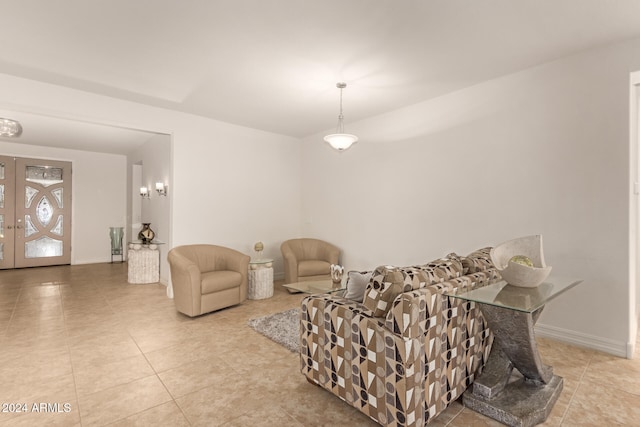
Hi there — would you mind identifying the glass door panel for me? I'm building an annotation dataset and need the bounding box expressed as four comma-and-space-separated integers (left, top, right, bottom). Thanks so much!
14, 158, 71, 268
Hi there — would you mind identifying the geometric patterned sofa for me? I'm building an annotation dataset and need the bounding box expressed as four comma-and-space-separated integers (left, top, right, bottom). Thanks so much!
300, 248, 501, 426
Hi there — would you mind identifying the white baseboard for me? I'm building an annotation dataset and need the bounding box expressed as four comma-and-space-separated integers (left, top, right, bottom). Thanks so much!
274, 271, 285, 280
72, 257, 112, 265
535, 323, 629, 358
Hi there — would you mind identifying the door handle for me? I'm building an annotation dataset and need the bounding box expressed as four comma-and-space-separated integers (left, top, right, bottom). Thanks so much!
7, 225, 13, 229
16, 225, 22, 229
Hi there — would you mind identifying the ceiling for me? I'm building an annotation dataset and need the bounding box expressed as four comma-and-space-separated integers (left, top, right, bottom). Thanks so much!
2, 0, 640, 153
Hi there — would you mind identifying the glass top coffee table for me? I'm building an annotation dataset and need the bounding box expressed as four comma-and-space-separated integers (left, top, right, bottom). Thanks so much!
446, 276, 582, 427
283, 279, 346, 294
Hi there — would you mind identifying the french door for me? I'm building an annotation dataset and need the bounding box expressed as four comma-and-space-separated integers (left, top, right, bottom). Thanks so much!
0, 156, 72, 269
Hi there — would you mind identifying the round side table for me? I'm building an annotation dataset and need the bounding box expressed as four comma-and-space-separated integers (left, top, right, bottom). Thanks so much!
248, 258, 274, 300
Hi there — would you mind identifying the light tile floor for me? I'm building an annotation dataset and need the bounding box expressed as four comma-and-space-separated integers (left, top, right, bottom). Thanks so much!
0, 263, 639, 426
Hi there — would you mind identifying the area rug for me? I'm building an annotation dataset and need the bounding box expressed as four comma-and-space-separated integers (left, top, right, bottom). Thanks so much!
248, 308, 299, 353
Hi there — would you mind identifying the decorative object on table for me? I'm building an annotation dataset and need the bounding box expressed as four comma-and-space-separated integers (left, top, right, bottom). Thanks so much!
490, 234, 552, 288
324, 82, 358, 151
137, 223, 155, 244
254, 241, 264, 259
330, 264, 345, 286
109, 227, 124, 263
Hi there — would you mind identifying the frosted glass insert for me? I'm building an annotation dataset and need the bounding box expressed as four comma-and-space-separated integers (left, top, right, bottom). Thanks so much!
0, 214, 3, 239
25, 186, 39, 208
36, 197, 53, 226
24, 215, 38, 237
0, 184, 3, 209
51, 215, 63, 236
0, 162, 4, 179
0, 242, 3, 260
52, 188, 63, 208
25, 236, 63, 258
26, 166, 63, 187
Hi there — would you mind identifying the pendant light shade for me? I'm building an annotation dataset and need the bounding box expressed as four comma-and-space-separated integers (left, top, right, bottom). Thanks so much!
324, 82, 358, 151
0, 118, 22, 137
323, 132, 358, 151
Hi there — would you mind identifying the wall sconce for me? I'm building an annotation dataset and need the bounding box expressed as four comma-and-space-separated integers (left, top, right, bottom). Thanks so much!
140, 186, 150, 199
156, 182, 167, 196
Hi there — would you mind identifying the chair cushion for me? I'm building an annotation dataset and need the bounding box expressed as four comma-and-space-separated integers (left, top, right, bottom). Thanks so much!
201, 270, 242, 294
298, 260, 331, 277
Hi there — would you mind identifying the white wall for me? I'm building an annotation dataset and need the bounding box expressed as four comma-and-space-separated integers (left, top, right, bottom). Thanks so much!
170, 115, 302, 277
301, 37, 640, 357
128, 133, 172, 284
0, 141, 126, 264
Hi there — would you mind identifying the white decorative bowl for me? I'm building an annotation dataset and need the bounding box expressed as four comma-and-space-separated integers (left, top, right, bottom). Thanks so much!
490, 235, 552, 288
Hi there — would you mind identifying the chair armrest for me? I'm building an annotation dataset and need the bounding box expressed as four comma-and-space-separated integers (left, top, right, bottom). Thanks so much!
224, 250, 250, 300
318, 242, 340, 264
168, 250, 202, 316
300, 293, 426, 424
281, 243, 298, 283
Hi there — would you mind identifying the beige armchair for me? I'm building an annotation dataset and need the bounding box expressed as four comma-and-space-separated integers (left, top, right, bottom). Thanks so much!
281, 238, 340, 284
168, 244, 250, 317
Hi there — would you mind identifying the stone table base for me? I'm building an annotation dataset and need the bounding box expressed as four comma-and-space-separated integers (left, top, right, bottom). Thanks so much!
464, 371, 563, 427
465, 304, 562, 427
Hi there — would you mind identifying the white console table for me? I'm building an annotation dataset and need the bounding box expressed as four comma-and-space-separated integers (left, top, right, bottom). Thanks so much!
127, 241, 163, 284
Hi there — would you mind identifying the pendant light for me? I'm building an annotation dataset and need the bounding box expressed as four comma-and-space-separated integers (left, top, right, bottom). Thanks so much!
324, 82, 358, 151
0, 118, 22, 137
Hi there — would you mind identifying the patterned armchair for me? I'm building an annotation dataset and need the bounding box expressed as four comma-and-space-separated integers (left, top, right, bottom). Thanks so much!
300, 248, 500, 426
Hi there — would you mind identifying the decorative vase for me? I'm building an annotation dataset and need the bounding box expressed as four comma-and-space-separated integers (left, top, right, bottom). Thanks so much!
330, 264, 344, 286
138, 223, 155, 244
109, 227, 124, 262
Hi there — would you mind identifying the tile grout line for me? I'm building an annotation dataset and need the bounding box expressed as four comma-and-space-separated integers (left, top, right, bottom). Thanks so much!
59, 279, 85, 426
115, 287, 194, 427
557, 352, 593, 426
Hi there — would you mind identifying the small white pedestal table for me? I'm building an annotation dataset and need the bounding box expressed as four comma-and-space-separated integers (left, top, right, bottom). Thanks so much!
248, 258, 274, 300
127, 241, 164, 284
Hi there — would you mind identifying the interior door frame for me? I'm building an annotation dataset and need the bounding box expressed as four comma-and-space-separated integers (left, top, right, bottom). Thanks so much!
629, 70, 640, 359
0, 155, 16, 269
